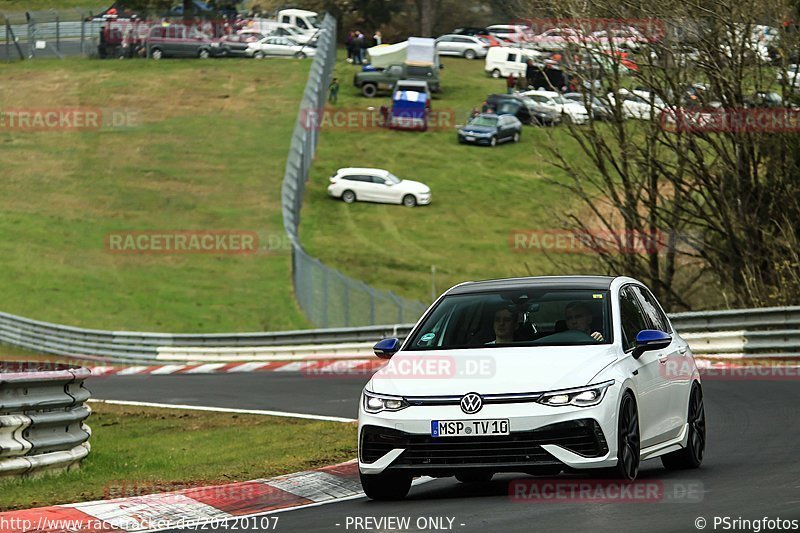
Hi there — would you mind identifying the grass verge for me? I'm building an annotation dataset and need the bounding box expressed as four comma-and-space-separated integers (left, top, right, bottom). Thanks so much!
0, 402, 357, 511
0, 57, 310, 332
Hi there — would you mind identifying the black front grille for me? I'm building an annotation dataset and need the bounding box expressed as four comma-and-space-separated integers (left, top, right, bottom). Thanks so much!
360, 419, 608, 467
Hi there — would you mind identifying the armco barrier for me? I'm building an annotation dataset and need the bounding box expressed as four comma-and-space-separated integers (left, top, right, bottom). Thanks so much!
0, 362, 92, 478
2, 307, 800, 362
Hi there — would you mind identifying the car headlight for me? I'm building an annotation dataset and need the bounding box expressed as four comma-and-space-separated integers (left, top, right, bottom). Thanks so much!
537, 380, 614, 407
363, 390, 409, 414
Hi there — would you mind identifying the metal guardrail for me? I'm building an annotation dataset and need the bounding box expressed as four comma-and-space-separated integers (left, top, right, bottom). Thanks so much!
3, 307, 800, 362
0, 362, 92, 478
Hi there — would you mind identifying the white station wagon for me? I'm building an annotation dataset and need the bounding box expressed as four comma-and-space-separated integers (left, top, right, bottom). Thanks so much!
327, 168, 431, 207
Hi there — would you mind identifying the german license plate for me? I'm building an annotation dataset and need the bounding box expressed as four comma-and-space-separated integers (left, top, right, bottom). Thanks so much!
431, 419, 509, 437
466, 136, 476, 141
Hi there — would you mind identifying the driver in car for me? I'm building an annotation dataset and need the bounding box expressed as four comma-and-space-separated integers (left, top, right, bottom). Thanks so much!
565, 302, 605, 341
486, 306, 519, 345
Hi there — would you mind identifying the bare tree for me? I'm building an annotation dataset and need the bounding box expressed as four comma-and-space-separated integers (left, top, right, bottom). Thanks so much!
513, 0, 800, 309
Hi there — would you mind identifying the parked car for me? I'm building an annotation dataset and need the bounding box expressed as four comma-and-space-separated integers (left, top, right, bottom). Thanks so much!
393, 80, 432, 110
776, 64, 800, 90
529, 27, 585, 51
522, 89, 590, 124
484, 46, 540, 78
359, 275, 705, 500
607, 89, 666, 120
354, 63, 440, 97
564, 92, 614, 120
590, 26, 651, 52
146, 24, 228, 59
451, 27, 489, 36
486, 24, 532, 43
457, 113, 522, 146
386, 89, 429, 131
328, 168, 431, 207
266, 23, 319, 45
246, 36, 315, 59
435, 34, 490, 59
220, 31, 265, 57
483, 94, 561, 126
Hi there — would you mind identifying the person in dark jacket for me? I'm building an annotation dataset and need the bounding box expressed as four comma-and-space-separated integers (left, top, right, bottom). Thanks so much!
526, 59, 536, 89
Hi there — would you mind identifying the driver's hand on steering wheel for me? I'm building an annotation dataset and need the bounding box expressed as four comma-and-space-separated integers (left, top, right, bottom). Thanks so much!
590, 331, 604, 341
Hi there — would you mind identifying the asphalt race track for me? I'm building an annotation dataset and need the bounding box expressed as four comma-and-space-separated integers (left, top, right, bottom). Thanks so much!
90, 373, 800, 532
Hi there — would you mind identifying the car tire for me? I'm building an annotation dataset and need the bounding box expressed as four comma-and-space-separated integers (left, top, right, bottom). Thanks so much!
151, 48, 163, 60
360, 471, 412, 501
489, 136, 497, 147
198, 48, 210, 59
491, 69, 501, 78
661, 383, 705, 470
512, 131, 520, 143
602, 391, 640, 480
361, 83, 377, 98
402, 194, 417, 207
455, 472, 493, 483
294, 51, 306, 59
464, 49, 477, 60
254, 51, 265, 59
341, 190, 356, 204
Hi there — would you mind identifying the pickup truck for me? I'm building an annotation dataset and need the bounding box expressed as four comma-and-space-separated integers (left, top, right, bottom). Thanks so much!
354, 63, 440, 97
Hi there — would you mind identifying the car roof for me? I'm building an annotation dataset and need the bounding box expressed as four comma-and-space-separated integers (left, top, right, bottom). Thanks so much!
526, 90, 560, 97
337, 167, 389, 176
447, 275, 617, 295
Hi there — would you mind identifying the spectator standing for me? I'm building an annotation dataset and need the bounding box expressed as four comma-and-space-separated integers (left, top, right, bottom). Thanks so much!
506, 73, 516, 94
354, 31, 365, 64
373, 30, 382, 45
328, 78, 340, 104
526, 59, 535, 89
346, 30, 355, 63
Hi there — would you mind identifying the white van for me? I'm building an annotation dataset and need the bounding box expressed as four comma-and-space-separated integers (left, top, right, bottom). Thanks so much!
484, 46, 539, 78
277, 9, 320, 33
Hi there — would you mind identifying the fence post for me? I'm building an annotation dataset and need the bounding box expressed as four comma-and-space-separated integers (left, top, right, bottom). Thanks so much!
343, 280, 350, 327
26, 11, 33, 58
80, 14, 85, 56
322, 267, 329, 328
55, 12, 60, 51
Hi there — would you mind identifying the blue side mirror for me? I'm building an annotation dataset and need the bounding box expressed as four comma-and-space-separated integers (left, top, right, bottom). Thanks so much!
373, 338, 400, 359
632, 329, 671, 359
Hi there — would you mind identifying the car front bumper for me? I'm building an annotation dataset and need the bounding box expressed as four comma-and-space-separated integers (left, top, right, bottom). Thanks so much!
358, 390, 621, 476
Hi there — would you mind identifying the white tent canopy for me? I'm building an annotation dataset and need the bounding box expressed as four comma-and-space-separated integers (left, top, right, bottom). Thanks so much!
366, 37, 438, 69
366, 41, 408, 69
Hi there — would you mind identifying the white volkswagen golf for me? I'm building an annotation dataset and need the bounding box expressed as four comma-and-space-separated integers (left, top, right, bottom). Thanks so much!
358, 276, 705, 500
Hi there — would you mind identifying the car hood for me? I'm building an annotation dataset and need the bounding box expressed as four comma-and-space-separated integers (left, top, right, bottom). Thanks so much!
395, 179, 430, 193
459, 125, 495, 134
367, 345, 619, 397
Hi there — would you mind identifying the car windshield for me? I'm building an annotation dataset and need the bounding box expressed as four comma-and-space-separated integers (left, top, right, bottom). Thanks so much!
386, 173, 401, 184
406, 289, 613, 350
307, 15, 320, 28
470, 116, 498, 127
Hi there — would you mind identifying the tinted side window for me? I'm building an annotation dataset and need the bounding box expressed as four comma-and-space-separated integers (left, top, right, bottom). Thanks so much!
507, 53, 517, 61
632, 286, 672, 333
619, 286, 649, 351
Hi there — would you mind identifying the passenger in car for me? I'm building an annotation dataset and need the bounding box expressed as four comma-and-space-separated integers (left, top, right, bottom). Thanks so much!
486, 306, 519, 344
564, 302, 605, 341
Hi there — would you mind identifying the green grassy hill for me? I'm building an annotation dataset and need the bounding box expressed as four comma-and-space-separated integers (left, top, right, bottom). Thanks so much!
0, 58, 310, 332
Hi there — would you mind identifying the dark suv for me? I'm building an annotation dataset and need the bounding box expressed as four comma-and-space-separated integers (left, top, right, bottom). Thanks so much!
146, 25, 227, 59
482, 94, 561, 126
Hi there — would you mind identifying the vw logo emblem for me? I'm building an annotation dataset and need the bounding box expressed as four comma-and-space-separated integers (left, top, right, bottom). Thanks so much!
460, 393, 483, 414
